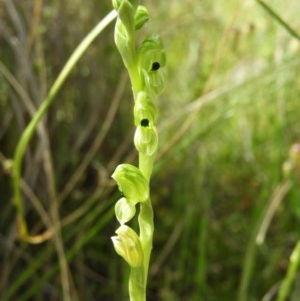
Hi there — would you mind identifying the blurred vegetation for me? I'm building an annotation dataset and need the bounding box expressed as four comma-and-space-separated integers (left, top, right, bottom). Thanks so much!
1, 0, 300, 300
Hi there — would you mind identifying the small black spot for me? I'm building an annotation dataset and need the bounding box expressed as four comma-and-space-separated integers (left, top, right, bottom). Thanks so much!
141, 119, 149, 127
151, 62, 160, 71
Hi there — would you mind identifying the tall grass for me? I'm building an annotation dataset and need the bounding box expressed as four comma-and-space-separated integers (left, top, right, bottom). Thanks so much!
0, 0, 300, 300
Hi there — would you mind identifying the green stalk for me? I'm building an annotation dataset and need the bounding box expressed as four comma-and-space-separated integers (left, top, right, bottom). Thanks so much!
11, 10, 117, 240
277, 240, 300, 301
129, 267, 146, 301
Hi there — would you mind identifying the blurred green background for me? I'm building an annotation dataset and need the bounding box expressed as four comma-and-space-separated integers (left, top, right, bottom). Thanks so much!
1, 0, 300, 300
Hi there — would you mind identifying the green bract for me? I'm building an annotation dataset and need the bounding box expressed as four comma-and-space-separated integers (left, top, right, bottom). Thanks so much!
114, 19, 135, 67
134, 6, 150, 30
111, 225, 143, 267
112, 164, 149, 203
134, 91, 157, 126
134, 125, 158, 156
115, 197, 137, 224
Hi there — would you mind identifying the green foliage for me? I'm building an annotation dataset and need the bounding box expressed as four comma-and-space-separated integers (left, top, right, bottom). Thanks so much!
1, 0, 300, 301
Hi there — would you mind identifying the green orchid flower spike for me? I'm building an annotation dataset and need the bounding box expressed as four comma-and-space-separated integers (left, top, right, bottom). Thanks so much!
111, 0, 166, 300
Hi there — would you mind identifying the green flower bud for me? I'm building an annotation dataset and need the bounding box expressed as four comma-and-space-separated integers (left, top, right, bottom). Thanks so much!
111, 225, 143, 267
115, 197, 137, 224
112, 164, 149, 203
134, 125, 158, 156
134, 91, 157, 127
134, 6, 150, 30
